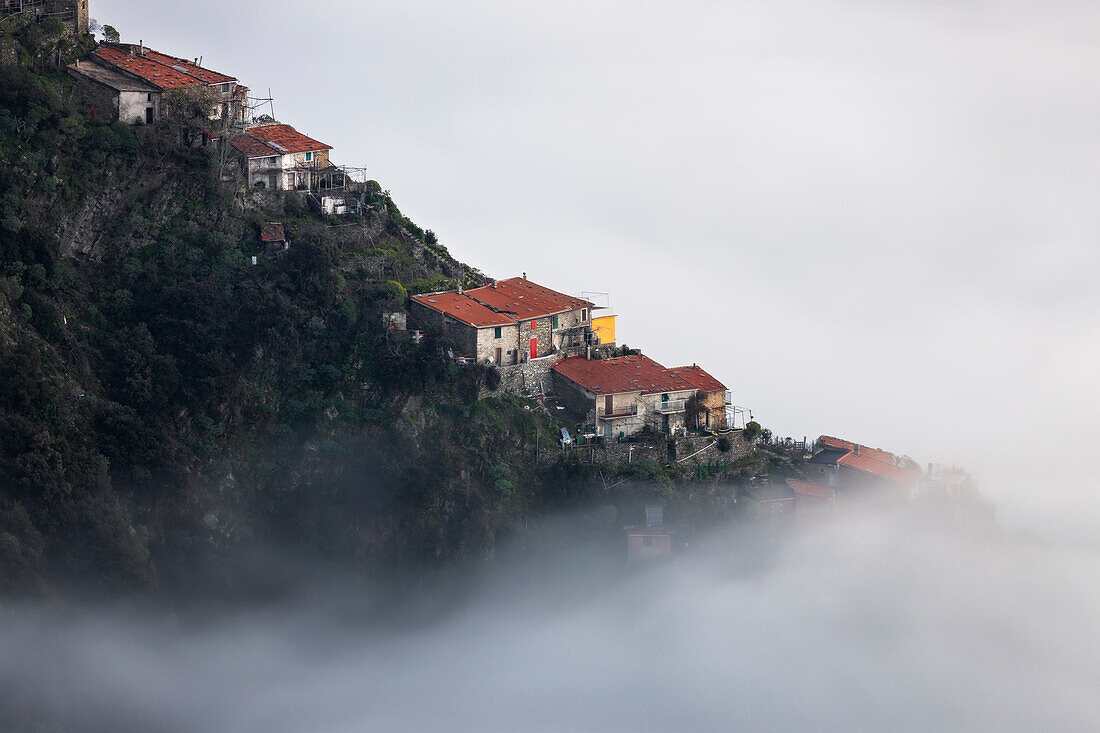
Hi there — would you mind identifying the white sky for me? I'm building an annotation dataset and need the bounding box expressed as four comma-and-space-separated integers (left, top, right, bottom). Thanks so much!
91, 0, 1100, 540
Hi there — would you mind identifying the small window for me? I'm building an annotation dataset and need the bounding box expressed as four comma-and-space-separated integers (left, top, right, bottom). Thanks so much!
552, 315, 558, 329
305, 152, 312, 162
530, 320, 537, 330
146, 93, 152, 101
582, 309, 587, 321
494, 326, 502, 339
662, 394, 669, 402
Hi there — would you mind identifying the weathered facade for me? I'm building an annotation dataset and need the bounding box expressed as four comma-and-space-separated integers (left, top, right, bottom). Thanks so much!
410, 277, 594, 366
551, 354, 729, 438
67, 59, 160, 123
229, 124, 333, 191
67, 44, 245, 125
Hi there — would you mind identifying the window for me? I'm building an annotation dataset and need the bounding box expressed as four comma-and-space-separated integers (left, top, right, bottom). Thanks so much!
582, 309, 588, 321
662, 394, 669, 402
305, 152, 312, 162
494, 326, 502, 339
146, 93, 152, 101
530, 320, 537, 330
552, 315, 559, 329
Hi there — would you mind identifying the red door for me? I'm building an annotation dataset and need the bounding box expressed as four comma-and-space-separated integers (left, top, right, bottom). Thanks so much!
529, 337, 538, 359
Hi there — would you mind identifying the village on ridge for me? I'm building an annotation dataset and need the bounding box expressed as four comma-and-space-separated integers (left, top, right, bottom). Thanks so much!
43, 0, 983, 559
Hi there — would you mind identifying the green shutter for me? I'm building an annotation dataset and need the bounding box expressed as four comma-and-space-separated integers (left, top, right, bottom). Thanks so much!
552, 315, 559, 329
494, 326, 502, 338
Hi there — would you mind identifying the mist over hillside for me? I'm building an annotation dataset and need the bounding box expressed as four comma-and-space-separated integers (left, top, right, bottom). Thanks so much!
2, 513, 1097, 732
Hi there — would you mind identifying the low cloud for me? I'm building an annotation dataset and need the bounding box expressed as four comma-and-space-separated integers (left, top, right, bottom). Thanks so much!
3, 514, 1098, 732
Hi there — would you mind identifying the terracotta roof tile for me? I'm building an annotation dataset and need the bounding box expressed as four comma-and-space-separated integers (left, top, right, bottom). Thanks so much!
93, 46, 204, 90
228, 134, 278, 157
815, 436, 922, 485
668, 365, 725, 393
787, 478, 835, 499
412, 292, 515, 328
552, 354, 726, 396
141, 50, 236, 84
260, 223, 286, 243
465, 277, 592, 319
246, 124, 331, 154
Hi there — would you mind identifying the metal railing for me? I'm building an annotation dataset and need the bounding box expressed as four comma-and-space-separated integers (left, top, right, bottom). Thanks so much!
654, 399, 686, 414
597, 404, 638, 418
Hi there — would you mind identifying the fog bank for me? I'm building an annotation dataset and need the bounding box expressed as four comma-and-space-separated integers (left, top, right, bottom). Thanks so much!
3, 516, 1098, 732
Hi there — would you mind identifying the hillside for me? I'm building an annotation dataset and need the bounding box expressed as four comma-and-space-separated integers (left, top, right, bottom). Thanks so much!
0, 25, 782, 597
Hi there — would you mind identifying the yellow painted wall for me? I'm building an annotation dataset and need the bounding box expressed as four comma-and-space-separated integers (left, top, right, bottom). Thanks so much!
592, 314, 616, 345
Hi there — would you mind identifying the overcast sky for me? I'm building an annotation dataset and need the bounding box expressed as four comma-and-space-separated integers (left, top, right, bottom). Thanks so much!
91, 0, 1100, 539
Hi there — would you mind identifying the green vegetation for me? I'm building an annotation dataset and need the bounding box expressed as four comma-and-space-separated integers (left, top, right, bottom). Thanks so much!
0, 29, 768, 596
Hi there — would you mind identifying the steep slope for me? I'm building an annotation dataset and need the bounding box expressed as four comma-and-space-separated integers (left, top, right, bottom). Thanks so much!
0, 27, 583, 595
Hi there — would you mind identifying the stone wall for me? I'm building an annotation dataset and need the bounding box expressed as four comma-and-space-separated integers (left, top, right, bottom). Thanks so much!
67, 70, 119, 120
490, 352, 565, 396
562, 431, 753, 470
476, 323, 521, 365
552, 370, 596, 422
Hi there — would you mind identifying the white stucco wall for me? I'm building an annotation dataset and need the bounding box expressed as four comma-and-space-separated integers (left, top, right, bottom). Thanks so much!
118, 90, 158, 125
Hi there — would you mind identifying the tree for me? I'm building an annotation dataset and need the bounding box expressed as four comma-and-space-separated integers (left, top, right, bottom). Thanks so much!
743, 420, 762, 441
161, 86, 220, 146
102, 25, 120, 44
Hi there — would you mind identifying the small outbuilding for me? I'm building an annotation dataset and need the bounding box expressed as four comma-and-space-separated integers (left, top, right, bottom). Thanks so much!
259, 222, 288, 260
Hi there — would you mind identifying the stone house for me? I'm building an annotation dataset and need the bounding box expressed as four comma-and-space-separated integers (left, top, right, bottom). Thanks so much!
228, 124, 333, 191
805, 436, 922, 502
409, 277, 594, 366
68, 44, 246, 125
551, 353, 729, 438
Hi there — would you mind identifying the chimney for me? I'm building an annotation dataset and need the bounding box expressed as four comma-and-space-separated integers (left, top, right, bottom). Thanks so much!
139, 40, 144, 56
854, 444, 861, 456
522, 272, 527, 280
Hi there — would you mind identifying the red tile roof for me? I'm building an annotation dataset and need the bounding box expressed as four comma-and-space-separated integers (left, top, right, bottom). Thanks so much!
815, 436, 921, 485
787, 478, 835, 499
413, 278, 592, 329
93, 46, 204, 90
668, 364, 726, 393
465, 277, 593, 319
246, 124, 331, 154
228, 134, 279, 157
818, 436, 898, 465
552, 354, 726, 396
411, 291, 515, 328
838, 451, 920, 484
260, 223, 286, 243
141, 50, 236, 84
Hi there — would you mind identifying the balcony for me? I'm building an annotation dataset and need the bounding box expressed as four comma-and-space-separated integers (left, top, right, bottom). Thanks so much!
654, 399, 686, 414
597, 404, 638, 419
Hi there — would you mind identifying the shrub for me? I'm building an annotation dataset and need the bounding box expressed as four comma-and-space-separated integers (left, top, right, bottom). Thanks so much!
743, 421, 762, 441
